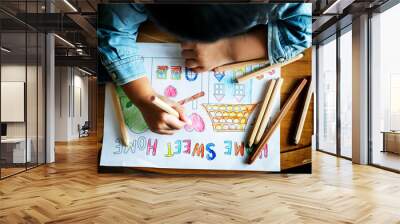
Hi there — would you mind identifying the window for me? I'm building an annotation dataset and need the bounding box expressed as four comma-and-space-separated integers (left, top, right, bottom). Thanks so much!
390, 74, 400, 130
317, 36, 337, 155
339, 28, 352, 158
0, 1, 47, 179
370, 3, 400, 171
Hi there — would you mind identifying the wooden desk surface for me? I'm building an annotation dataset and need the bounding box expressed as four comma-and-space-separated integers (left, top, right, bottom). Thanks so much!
97, 22, 313, 172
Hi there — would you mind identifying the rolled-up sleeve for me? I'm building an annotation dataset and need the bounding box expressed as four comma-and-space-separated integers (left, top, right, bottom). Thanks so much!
267, 3, 312, 64
97, 4, 147, 85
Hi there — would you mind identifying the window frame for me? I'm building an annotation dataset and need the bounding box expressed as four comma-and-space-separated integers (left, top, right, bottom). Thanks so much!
315, 24, 353, 160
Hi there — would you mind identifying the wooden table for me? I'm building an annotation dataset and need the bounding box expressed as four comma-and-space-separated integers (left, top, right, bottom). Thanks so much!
97, 22, 313, 172
382, 131, 400, 154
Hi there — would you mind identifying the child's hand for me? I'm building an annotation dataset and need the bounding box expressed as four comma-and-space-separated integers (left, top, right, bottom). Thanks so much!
138, 95, 190, 135
181, 39, 234, 73
122, 78, 190, 135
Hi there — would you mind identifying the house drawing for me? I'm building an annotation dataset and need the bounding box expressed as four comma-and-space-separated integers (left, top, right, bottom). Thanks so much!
202, 65, 259, 132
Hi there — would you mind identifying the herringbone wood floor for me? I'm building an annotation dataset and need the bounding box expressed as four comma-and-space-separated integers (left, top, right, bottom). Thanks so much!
1, 136, 400, 224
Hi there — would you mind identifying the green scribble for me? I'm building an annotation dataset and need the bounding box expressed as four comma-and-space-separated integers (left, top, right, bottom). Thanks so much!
115, 86, 148, 134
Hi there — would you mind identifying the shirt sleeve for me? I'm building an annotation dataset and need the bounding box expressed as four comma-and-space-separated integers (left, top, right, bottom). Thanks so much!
267, 3, 312, 64
97, 4, 148, 86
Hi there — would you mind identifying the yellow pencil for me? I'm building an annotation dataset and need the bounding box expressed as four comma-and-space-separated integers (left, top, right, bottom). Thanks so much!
254, 78, 284, 144
236, 54, 304, 83
150, 95, 180, 118
214, 58, 269, 72
247, 79, 276, 147
294, 79, 313, 145
109, 83, 129, 146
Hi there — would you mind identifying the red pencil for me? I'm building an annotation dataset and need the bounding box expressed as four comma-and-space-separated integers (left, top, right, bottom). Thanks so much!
178, 91, 205, 105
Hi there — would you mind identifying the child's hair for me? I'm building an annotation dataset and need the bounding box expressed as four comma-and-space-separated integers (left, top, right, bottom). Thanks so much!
144, 4, 269, 42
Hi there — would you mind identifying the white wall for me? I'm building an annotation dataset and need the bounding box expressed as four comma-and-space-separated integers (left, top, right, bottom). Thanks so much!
1, 65, 40, 138
1, 64, 46, 164
55, 66, 69, 141
54, 66, 89, 141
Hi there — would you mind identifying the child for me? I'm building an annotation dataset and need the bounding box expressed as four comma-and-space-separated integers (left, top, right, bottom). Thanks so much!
97, 4, 311, 135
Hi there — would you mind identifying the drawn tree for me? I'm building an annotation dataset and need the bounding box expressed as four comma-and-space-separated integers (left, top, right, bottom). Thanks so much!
116, 86, 148, 134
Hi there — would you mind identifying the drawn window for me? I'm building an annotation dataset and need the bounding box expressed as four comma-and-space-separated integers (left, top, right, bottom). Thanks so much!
214, 83, 225, 101
170, 66, 182, 80
215, 83, 225, 95
156, 66, 168, 79
234, 84, 245, 102
234, 84, 245, 96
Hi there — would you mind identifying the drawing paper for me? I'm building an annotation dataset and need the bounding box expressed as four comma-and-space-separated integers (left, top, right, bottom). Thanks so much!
100, 43, 281, 171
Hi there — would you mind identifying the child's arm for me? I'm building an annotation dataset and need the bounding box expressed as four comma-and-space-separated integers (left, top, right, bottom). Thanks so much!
98, 4, 188, 134
181, 3, 312, 72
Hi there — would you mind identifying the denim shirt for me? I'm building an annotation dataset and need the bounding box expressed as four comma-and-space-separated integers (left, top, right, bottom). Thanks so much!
97, 3, 312, 86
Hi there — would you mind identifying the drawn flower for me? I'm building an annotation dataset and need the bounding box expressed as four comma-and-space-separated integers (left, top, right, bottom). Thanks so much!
164, 85, 177, 97
184, 113, 205, 132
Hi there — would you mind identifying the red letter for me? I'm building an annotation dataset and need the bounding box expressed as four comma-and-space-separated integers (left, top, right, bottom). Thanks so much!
234, 142, 245, 157
147, 138, 158, 156
183, 139, 191, 154
259, 144, 268, 159
192, 143, 204, 158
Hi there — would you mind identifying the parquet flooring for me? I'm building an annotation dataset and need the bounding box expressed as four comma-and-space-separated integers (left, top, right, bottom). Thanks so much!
1, 136, 400, 224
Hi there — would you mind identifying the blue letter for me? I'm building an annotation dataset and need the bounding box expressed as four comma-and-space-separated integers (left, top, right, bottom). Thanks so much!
224, 140, 232, 155
206, 143, 216, 161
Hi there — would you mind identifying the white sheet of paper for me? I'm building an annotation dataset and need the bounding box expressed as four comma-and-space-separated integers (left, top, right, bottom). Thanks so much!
100, 43, 281, 171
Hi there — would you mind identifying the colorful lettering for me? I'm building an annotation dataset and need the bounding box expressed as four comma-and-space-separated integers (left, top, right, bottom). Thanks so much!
165, 143, 173, 157
224, 140, 232, 155
234, 142, 245, 157
245, 145, 252, 155
259, 144, 268, 159
127, 141, 136, 154
147, 138, 158, 156
113, 138, 122, 154
192, 143, 204, 158
174, 140, 182, 154
137, 136, 146, 151
183, 139, 191, 154
206, 143, 216, 161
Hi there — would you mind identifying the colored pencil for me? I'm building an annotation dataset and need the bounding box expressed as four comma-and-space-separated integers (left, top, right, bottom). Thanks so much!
247, 79, 276, 148
109, 83, 129, 146
254, 78, 284, 144
236, 53, 304, 83
150, 95, 180, 118
214, 58, 269, 72
247, 79, 307, 164
294, 79, 313, 145
178, 91, 205, 105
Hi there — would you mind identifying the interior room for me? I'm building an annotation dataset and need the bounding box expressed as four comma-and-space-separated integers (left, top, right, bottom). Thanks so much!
0, 0, 399, 223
